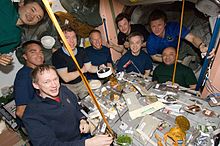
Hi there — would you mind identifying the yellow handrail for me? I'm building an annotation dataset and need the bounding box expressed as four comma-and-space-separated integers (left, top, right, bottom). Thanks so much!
172, 0, 185, 85
42, 0, 115, 138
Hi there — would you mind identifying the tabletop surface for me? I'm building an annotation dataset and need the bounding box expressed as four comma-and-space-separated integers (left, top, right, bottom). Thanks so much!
82, 73, 220, 146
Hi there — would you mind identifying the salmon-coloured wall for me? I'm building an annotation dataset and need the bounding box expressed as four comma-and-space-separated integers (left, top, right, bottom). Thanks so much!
202, 43, 220, 98
97, 0, 124, 62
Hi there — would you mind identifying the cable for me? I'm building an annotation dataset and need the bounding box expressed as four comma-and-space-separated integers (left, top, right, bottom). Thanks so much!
130, 60, 142, 75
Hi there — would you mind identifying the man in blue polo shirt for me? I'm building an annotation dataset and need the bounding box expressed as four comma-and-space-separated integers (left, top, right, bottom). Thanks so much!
0, 0, 45, 66
22, 64, 113, 146
117, 32, 153, 78
85, 30, 114, 79
14, 40, 44, 120
147, 9, 210, 62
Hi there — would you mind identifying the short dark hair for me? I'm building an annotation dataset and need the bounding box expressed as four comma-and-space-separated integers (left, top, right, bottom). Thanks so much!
60, 24, 78, 42
162, 47, 177, 54
89, 29, 101, 37
32, 64, 58, 83
61, 24, 75, 33
127, 32, 144, 42
23, 0, 45, 11
23, 0, 46, 23
22, 40, 43, 55
115, 13, 130, 27
148, 9, 167, 24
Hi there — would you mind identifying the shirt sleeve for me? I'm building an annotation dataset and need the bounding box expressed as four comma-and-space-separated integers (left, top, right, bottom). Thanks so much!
81, 48, 90, 64
52, 50, 68, 69
171, 22, 190, 38
107, 47, 113, 64
116, 54, 128, 72
144, 53, 153, 70
146, 35, 158, 55
117, 33, 125, 45
14, 71, 34, 106
152, 67, 159, 82
23, 115, 85, 146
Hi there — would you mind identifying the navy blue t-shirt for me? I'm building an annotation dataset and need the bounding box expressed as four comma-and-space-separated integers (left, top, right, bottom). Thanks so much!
52, 47, 90, 84
117, 50, 153, 74
85, 45, 113, 79
118, 24, 149, 45
14, 66, 35, 106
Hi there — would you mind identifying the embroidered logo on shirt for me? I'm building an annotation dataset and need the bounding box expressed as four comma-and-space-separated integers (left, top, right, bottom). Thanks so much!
166, 36, 174, 41
66, 98, 71, 104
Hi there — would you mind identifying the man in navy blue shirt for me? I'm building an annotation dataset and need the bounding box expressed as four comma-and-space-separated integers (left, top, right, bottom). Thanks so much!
52, 25, 98, 99
117, 32, 153, 78
23, 64, 113, 146
147, 9, 210, 62
85, 30, 114, 79
14, 40, 44, 119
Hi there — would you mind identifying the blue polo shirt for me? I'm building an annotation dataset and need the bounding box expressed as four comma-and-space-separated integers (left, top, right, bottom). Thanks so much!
14, 66, 35, 106
23, 86, 85, 146
147, 22, 190, 55
117, 50, 153, 74
85, 45, 113, 79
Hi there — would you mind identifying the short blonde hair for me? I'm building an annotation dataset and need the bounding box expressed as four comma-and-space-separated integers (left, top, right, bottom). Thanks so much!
32, 64, 58, 83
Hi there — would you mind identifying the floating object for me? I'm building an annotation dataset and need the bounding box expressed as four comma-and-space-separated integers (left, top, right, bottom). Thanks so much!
41, 36, 55, 49
164, 115, 190, 146
97, 67, 112, 78
89, 80, 102, 90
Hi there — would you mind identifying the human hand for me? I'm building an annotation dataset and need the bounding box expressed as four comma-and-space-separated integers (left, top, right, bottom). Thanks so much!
199, 42, 216, 59
81, 65, 88, 73
166, 81, 179, 88
201, 48, 216, 59
123, 41, 129, 48
80, 119, 90, 133
105, 41, 115, 48
0, 54, 13, 66
207, 48, 216, 59
85, 135, 113, 146
99, 64, 107, 70
199, 43, 208, 53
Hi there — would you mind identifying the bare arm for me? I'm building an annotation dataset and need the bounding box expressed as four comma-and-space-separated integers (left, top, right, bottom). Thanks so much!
185, 32, 216, 58
185, 32, 207, 53
107, 63, 115, 73
16, 105, 26, 119
57, 67, 83, 83
151, 54, 163, 62
106, 42, 126, 54
144, 69, 151, 78
189, 84, 196, 90
84, 63, 98, 73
